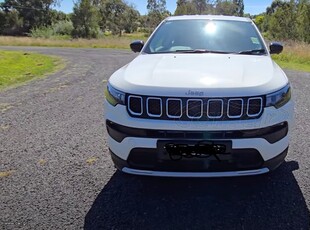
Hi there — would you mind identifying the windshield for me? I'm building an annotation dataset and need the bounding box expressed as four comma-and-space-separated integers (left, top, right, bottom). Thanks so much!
143, 19, 266, 55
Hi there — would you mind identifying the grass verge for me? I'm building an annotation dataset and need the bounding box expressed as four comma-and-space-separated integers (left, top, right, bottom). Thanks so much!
0, 50, 64, 91
0, 34, 147, 49
272, 42, 310, 72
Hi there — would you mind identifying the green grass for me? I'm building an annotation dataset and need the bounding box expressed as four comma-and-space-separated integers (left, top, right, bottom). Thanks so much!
273, 58, 310, 72
0, 50, 64, 90
0, 34, 147, 49
272, 53, 310, 73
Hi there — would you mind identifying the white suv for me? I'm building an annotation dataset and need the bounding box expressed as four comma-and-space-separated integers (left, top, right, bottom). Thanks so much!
104, 15, 294, 177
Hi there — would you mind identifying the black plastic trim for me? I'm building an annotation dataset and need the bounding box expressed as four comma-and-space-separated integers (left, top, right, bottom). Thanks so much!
263, 147, 288, 171
109, 147, 288, 173
106, 120, 288, 144
110, 149, 128, 170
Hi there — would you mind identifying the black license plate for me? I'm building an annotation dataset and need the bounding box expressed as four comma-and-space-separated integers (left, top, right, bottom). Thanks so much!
158, 140, 232, 161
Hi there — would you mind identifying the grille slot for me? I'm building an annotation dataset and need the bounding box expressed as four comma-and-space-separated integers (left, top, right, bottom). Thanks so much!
187, 99, 203, 119
166, 99, 182, 118
247, 97, 263, 117
227, 99, 243, 118
207, 99, 224, 118
147, 97, 162, 117
128, 95, 143, 115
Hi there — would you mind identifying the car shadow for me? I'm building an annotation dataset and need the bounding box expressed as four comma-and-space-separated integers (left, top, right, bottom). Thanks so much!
84, 161, 309, 230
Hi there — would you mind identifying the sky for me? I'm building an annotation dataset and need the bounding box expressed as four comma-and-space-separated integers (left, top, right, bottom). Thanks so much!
53, 0, 273, 15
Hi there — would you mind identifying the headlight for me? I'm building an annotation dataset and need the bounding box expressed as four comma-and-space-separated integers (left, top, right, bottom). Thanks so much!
105, 82, 125, 106
266, 83, 291, 108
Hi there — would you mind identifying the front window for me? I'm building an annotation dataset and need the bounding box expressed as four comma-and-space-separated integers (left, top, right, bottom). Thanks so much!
144, 19, 266, 55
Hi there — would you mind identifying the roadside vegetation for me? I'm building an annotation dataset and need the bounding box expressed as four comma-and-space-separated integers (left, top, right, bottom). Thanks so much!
0, 0, 309, 72
0, 50, 63, 90
0, 33, 147, 49
272, 42, 310, 72
0, 35, 308, 73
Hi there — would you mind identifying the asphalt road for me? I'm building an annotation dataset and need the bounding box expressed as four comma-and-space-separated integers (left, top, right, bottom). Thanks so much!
0, 47, 310, 230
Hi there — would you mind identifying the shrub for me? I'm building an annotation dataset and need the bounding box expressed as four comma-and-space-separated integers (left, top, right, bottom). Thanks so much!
52, 20, 74, 36
30, 20, 74, 38
30, 26, 54, 38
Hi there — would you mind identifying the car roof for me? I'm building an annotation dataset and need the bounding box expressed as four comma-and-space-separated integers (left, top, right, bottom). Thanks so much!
166, 15, 252, 22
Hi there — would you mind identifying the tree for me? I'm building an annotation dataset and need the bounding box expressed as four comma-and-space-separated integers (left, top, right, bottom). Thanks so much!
175, 0, 215, 15
71, 0, 100, 38
102, 0, 126, 35
176, 0, 187, 7
49, 9, 70, 24
193, 0, 207, 14
262, 0, 310, 42
121, 5, 140, 33
99, 0, 124, 35
296, 0, 310, 42
137, 14, 149, 32
97, 0, 140, 36
253, 14, 265, 31
266, 0, 297, 40
0, 0, 60, 34
266, 0, 286, 15
0, 10, 6, 33
0, 9, 23, 35
147, 0, 167, 29
147, 0, 166, 13
213, 0, 244, 16
175, 0, 189, 15
215, 0, 236, 15
233, 0, 244, 16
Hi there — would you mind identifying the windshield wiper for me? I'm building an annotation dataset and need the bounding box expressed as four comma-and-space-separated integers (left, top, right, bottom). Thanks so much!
175, 49, 209, 53
238, 49, 266, 55
175, 49, 232, 54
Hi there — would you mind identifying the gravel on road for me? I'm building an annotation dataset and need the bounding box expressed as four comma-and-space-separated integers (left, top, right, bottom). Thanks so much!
0, 47, 309, 230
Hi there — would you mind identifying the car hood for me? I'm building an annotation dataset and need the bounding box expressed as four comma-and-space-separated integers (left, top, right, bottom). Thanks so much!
109, 53, 288, 97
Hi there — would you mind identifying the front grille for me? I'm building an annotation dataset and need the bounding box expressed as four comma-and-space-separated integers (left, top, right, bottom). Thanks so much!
127, 95, 264, 121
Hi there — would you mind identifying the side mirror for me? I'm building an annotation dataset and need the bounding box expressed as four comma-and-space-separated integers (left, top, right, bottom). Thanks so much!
130, 40, 144, 53
269, 42, 283, 54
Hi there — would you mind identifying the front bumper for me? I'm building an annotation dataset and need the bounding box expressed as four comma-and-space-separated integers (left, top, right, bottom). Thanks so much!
107, 121, 289, 177
105, 99, 293, 177
110, 147, 287, 177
